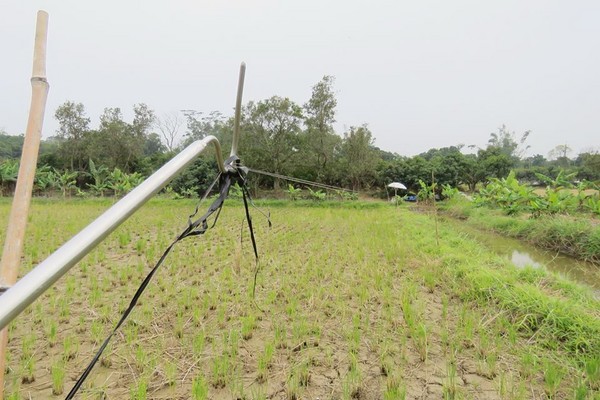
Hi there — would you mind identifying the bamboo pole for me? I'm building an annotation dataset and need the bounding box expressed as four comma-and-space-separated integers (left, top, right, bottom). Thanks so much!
0, 11, 50, 397
432, 170, 439, 247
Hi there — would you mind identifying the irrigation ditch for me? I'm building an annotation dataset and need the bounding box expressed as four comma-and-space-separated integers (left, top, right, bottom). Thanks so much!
437, 216, 600, 296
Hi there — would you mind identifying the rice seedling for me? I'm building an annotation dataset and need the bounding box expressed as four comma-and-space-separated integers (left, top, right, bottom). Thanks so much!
342, 353, 361, 400
211, 354, 231, 389
256, 342, 274, 383
422, 268, 437, 293
192, 330, 206, 356
63, 334, 79, 361
118, 231, 131, 248
285, 373, 300, 400
274, 321, 287, 349
20, 357, 34, 384
47, 319, 58, 347
130, 378, 147, 400
251, 386, 268, 400
51, 361, 65, 395
384, 374, 407, 400
443, 359, 458, 399
165, 361, 177, 387
400, 291, 416, 331
584, 355, 600, 390
459, 306, 475, 348
58, 296, 70, 320
543, 360, 563, 398
174, 312, 185, 339
413, 322, 428, 362
191, 375, 209, 400
519, 351, 537, 379
135, 344, 147, 373
135, 238, 145, 255
66, 275, 76, 296
297, 360, 311, 387
241, 314, 256, 340
441, 294, 449, 321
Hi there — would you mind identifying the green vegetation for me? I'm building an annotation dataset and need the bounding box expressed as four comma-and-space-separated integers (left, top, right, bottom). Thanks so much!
1, 78, 598, 200
441, 176, 600, 263
473, 170, 599, 217
1, 199, 598, 398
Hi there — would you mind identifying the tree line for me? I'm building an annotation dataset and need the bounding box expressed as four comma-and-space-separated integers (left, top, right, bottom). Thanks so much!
1, 76, 599, 198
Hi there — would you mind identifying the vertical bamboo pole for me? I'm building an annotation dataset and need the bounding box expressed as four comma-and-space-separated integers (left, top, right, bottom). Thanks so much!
432, 170, 439, 247
0, 11, 50, 397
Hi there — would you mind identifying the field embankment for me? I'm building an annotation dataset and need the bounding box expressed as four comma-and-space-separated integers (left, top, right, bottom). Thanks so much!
0, 198, 598, 399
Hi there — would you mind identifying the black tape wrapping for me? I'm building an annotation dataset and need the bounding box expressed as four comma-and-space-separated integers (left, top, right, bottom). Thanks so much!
66, 166, 251, 399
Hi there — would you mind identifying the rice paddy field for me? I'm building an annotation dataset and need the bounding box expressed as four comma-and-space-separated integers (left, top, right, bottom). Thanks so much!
1, 198, 599, 399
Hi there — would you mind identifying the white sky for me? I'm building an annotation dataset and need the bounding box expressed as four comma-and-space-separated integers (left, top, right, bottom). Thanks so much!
1, 0, 599, 157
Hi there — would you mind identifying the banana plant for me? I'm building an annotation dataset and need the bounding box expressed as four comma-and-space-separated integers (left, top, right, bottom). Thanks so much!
584, 196, 600, 216
441, 184, 459, 200
54, 169, 78, 198
307, 187, 326, 201
86, 159, 109, 196
108, 168, 144, 197
535, 170, 576, 190
0, 159, 19, 196
287, 184, 302, 201
574, 180, 594, 211
417, 179, 436, 203
34, 165, 58, 195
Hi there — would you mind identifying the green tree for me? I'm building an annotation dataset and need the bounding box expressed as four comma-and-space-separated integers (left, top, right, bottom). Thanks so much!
170, 158, 218, 197
54, 101, 91, 171
241, 96, 304, 189
487, 124, 531, 161
523, 154, 548, 168
575, 151, 600, 181
300, 76, 341, 183
341, 125, 379, 190
182, 111, 230, 143
89, 105, 155, 172
477, 147, 513, 181
431, 151, 471, 187
401, 156, 432, 190
548, 144, 572, 168
0, 132, 25, 159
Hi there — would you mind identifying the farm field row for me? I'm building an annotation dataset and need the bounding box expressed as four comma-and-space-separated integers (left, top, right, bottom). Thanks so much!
0, 199, 599, 399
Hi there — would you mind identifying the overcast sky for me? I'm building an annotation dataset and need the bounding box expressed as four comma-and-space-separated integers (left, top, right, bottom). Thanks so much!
1, 1, 598, 158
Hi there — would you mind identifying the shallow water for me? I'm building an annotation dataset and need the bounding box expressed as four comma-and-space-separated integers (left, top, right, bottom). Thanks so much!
451, 221, 600, 294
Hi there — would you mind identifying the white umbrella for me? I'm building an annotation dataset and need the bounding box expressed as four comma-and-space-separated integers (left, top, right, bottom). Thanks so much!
387, 182, 407, 205
387, 182, 407, 190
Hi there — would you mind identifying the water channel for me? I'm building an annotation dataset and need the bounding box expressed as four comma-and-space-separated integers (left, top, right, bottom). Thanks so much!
446, 219, 600, 296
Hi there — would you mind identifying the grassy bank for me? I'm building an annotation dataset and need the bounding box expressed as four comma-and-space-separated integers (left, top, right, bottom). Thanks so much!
0, 199, 599, 398
440, 197, 600, 265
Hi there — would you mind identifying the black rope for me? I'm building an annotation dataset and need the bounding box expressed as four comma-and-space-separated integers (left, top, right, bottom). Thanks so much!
66, 161, 256, 399
247, 167, 355, 193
